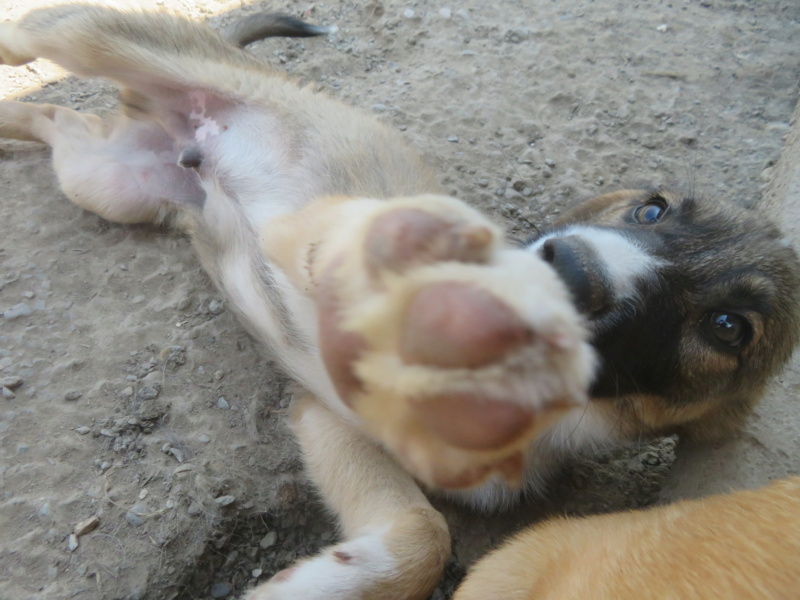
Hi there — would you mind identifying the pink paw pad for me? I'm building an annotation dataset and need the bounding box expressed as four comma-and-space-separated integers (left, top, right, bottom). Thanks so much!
364, 208, 493, 275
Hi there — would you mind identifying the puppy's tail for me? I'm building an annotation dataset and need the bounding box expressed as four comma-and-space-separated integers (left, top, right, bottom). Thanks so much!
222, 12, 333, 48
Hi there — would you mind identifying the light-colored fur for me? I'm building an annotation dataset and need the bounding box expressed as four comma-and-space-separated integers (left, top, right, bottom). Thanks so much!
455, 476, 800, 600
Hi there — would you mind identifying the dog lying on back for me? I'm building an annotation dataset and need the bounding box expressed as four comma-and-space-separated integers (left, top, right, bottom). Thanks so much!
0, 6, 798, 599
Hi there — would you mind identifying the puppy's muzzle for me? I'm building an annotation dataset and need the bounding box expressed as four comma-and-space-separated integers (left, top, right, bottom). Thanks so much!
540, 236, 613, 317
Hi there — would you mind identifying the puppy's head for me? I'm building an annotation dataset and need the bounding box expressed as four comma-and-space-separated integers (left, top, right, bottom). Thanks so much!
528, 189, 800, 441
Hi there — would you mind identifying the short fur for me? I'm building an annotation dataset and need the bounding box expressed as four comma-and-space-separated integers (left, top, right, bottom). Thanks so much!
455, 476, 800, 600
1, 6, 798, 599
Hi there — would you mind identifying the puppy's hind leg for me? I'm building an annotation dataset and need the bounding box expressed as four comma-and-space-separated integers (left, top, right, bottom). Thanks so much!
246, 396, 451, 600
0, 101, 203, 224
0, 5, 269, 112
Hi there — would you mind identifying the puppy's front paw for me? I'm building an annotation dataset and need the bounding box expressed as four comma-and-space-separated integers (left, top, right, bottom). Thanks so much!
243, 536, 396, 600
314, 195, 595, 489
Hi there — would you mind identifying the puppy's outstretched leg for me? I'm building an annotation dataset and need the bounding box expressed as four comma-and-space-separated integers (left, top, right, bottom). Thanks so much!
0, 101, 203, 223
246, 395, 450, 600
0, 5, 260, 88
264, 194, 596, 489
0, 5, 286, 162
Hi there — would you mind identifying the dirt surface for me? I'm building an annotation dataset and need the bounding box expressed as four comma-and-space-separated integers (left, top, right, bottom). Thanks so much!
1, 0, 798, 598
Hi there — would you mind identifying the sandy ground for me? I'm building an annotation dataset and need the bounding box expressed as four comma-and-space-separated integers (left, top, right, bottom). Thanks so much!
1, 0, 798, 598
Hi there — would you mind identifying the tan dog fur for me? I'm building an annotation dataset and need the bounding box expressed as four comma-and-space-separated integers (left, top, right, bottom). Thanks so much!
455, 476, 800, 600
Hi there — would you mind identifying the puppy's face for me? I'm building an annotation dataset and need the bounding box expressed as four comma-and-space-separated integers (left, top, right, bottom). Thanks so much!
528, 189, 800, 441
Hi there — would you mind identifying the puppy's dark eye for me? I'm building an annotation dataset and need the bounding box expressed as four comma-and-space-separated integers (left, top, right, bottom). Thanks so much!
708, 311, 749, 347
633, 201, 667, 224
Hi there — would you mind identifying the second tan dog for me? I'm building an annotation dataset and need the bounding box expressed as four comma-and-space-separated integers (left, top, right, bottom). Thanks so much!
1, 6, 798, 599
455, 476, 800, 600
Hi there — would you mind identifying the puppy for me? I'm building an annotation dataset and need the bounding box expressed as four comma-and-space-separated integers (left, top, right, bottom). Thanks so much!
455, 476, 800, 599
0, 6, 797, 599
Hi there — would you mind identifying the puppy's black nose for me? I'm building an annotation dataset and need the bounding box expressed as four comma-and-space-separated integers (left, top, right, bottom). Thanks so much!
540, 236, 612, 317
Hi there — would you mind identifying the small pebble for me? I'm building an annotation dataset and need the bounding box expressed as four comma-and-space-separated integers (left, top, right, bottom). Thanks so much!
67, 533, 79, 552
214, 495, 236, 506
64, 391, 83, 402
656, 23, 668, 32
447, 135, 459, 143
642, 452, 661, 466
371, 103, 388, 113
135, 386, 160, 401
75, 426, 91, 435
1, 376, 23, 389
252, 568, 263, 579
217, 397, 230, 410
3, 303, 32, 320
209, 582, 233, 599
207, 300, 224, 315
2, 387, 15, 399
125, 504, 148, 526
74, 515, 100, 537
259, 531, 278, 549
403, 8, 415, 18
439, 7, 452, 19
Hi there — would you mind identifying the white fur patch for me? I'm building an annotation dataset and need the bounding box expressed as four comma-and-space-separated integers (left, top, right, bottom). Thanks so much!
529, 226, 666, 304
188, 90, 222, 143
244, 528, 396, 600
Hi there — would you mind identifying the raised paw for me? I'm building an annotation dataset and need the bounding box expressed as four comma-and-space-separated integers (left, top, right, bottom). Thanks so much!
311, 194, 596, 490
